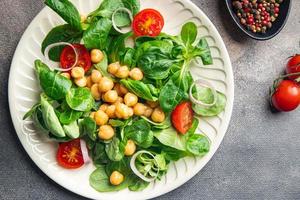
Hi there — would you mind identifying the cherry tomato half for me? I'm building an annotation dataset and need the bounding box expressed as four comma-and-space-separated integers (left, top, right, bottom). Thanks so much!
171, 101, 194, 134
286, 54, 300, 81
60, 44, 91, 72
132, 9, 164, 37
56, 139, 84, 169
271, 80, 300, 112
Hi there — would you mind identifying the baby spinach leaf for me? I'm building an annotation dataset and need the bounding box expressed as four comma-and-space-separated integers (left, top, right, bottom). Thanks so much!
122, 0, 140, 15
40, 94, 66, 138
35, 60, 72, 100
124, 119, 153, 148
32, 106, 49, 133
63, 120, 80, 139
119, 47, 136, 67
59, 109, 82, 125
91, 143, 109, 165
180, 22, 197, 46
94, 52, 115, 80
193, 38, 213, 65
186, 134, 210, 156
161, 145, 187, 161
109, 32, 133, 63
153, 126, 186, 151
153, 118, 199, 151
105, 137, 124, 161
109, 119, 125, 127
105, 158, 131, 176
120, 79, 158, 101
79, 117, 97, 141
138, 48, 174, 80
88, 0, 124, 20
159, 78, 186, 113
128, 175, 149, 191
41, 24, 82, 61
83, 18, 112, 50
192, 87, 226, 116
135, 40, 174, 61
23, 103, 40, 120
45, 0, 82, 31
66, 88, 95, 112
90, 165, 129, 192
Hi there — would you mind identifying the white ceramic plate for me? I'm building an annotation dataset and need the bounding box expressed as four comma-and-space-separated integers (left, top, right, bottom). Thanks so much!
8, 0, 234, 199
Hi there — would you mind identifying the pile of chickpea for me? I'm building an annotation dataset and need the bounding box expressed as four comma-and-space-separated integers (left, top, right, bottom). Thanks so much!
61, 48, 166, 185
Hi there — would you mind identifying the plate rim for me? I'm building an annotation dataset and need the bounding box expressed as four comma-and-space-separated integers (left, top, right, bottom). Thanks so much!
8, 0, 234, 199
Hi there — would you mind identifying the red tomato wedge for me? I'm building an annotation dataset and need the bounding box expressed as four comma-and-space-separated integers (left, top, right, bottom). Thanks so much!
60, 44, 91, 72
132, 9, 164, 37
56, 139, 84, 169
171, 101, 194, 134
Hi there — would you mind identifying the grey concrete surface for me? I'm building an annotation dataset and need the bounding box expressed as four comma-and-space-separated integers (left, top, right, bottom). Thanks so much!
1, 0, 300, 199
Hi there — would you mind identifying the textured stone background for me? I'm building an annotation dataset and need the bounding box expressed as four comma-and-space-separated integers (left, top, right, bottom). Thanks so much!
0, 0, 300, 199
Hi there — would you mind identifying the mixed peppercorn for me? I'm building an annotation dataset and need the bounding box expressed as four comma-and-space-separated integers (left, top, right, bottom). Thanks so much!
232, 0, 283, 33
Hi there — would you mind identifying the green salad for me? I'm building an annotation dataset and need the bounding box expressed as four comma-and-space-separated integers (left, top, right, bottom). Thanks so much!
23, 0, 226, 192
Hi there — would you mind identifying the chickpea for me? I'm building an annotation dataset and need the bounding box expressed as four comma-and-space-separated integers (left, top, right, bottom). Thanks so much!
110, 171, 124, 186
124, 140, 136, 156
151, 107, 165, 123
106, 105, 116, 118
143, 106, 153, 118
71, 67, 85, 79
80, 14, 86, 22
103, 90, 118, 103
91, 49, 104, 63
129, 68, 144, 81
86, 76, 93, 88
91, 84, 101, 100
115, 96, 124, 104
89, 112, 95, 119
119, 84, 128, 95
98, 125, 115, 140
99, 104, 109, 112
74, 77, 87, 87
91, 70, 102, 83
108, 62, 120, 75
124, 93, 138, 107
127, 107, 134, 117
60, 72, 71, 79
95, 110, 109, 126
146, 101, 159, 108
115, 103, 129, 119
115, 66, 129, 79
133, 103, 146, 116
98, 77, 114, 93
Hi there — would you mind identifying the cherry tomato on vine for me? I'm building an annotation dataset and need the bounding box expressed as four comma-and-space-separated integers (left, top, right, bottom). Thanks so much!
60, 44, 91, 72
286, 54, 300, 81
132, 9, 164, 37
171, 101, 194, 134
56, 139, 84, 169
271, 80, 300, 112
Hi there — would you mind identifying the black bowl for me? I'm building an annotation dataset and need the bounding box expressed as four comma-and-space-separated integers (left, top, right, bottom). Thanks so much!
225, 0, 291, 41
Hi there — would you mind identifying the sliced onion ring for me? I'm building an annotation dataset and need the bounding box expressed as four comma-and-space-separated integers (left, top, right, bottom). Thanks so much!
189, 79, 218, 107
130, 150, 159, 182
112, 7, 133, 34
44, 42, 78, 72
80, 139, 90, 164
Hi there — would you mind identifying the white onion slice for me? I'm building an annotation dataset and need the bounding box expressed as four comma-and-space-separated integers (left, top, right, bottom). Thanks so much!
44, 42, 78, 72
130, 150, 159, 182
112, 7, 133, 34
189, 79, 218, 107
80, 139, 90, 164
